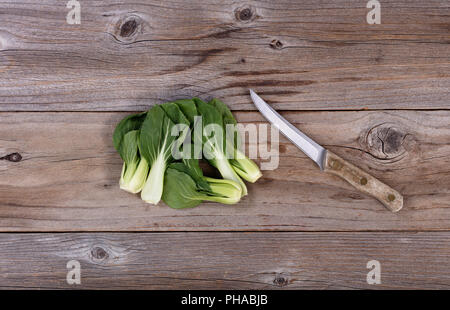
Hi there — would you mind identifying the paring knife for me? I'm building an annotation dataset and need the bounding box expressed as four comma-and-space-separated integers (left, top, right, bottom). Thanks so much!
249, 89, 403, 212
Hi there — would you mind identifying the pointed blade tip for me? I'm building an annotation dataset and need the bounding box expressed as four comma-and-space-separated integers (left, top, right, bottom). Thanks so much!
249, 89, 262, 106
247, 89, 326, 169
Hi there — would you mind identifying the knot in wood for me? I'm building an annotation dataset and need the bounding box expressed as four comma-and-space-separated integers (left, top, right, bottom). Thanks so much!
235, 5, 255, 23
270, 39, 283, 50
120, 19, 138, 37
0, 152, 22, 162
273, 275, 289, 287
91, 246, 109, 261
364, 123, 410, 160
112, 14, 143, 43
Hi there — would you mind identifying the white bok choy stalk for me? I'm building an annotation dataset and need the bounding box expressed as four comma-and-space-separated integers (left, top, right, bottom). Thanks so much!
113, 112, 149, 193
118, 130, 149, 193
207, 98, 262, 183
139, 103, 190, 204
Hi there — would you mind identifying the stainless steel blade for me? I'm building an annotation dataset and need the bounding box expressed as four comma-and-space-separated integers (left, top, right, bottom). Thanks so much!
250, 89, 327, 170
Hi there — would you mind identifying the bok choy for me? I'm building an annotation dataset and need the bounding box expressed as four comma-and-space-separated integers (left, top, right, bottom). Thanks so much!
118, 131, 149, 193
208, 98, 262, 183
113, 113, 149, 193
162, 162, 242, 209
194, 98, 248, 196
113, 96, 263, 209
139, 103, 189, 204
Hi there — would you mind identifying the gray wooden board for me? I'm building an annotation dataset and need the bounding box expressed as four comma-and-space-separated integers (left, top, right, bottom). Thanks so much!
0, 232, 449, 289
0, 111, 448, 231
0, 0, 448, 111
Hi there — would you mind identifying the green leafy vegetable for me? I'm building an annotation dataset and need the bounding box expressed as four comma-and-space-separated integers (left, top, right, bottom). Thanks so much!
118, 130, 149, 193
162, 162, 242, 209
194, 98, 248, 196
208, 98, 262, 183
113, 96, 262, 208
173, 99, 199, 124
113, 113, 149, 194
113, 112, 147, 151
139, 104, 189, 204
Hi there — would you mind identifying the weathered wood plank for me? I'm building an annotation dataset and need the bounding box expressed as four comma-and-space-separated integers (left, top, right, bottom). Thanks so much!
0, 232, 449, 289
0, 0, 448, 111
0, 111, 449, 231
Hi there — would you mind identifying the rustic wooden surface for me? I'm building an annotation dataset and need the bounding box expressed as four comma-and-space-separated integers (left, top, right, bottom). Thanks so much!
0, 0, 448, 111
1, 232, 449, 289
0, 0, 449, 289
1, 111, 449, 231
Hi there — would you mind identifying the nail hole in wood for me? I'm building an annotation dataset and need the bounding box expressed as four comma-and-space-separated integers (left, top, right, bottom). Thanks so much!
388, 194, 396, 202
360, 177, 368, 185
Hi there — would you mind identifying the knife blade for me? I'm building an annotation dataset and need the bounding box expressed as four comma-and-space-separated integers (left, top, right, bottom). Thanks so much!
249, 89, 403, 212
250, 89, 327, 170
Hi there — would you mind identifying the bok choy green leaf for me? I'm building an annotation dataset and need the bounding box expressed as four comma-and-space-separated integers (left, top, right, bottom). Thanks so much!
162, 162, 242, 209
139, 104, 189, 204
113, 112, 147, 151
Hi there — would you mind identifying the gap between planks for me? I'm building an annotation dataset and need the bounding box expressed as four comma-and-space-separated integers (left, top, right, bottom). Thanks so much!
0, 108, 450, 113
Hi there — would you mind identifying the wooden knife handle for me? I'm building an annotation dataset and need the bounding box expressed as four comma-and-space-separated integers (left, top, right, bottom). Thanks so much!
324, 151, 403, 212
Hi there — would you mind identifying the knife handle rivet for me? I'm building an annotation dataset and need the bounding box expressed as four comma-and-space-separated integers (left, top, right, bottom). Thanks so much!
330, 159, 343, 171
388, 194, 396, 202
360, 177, 368, 185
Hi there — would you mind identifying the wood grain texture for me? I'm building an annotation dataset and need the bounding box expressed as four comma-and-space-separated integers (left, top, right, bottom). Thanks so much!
0, 0, 449, 290
0, 0, 449, 111
1, 111, 449, 231
324, 151, 403, 212
0, 232, 449, 289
